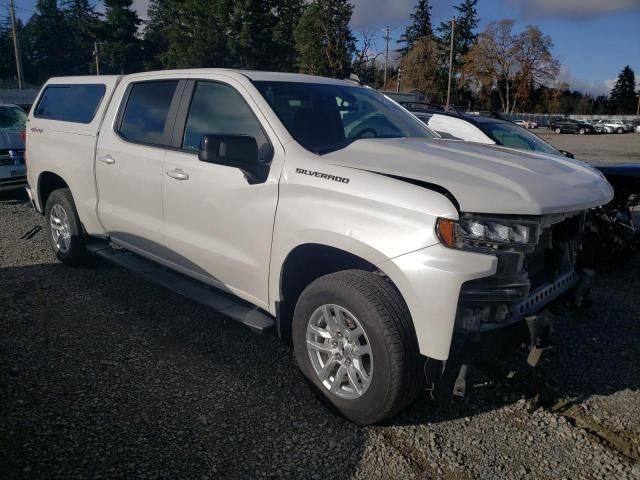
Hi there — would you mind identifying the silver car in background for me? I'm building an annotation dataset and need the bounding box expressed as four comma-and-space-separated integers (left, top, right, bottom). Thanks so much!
0, 104, 27, 193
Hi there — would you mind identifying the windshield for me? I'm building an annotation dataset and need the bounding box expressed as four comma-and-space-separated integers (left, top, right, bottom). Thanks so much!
254, 81, 435, 154
481, 122, 562, 156
0, 106, 27, 130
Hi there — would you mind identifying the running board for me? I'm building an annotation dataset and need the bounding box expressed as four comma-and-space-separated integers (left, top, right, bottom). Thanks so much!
86, 243, 275, 334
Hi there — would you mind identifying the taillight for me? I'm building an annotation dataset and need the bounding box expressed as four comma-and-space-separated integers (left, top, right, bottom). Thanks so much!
20, 130, 26, 142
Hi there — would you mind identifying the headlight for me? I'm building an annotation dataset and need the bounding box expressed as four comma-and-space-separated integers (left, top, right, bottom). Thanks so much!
437, 214, 540, 251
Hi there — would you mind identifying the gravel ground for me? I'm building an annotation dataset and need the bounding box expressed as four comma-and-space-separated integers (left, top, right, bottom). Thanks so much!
1, 192, 639, 480
537, 131, 640, 164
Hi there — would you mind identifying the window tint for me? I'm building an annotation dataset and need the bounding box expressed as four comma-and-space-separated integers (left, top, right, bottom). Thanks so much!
34, 84, 105, 123
254, 81, 434, 154
119, 81, 178, 145
182, 82, 269, 158
0, 106, 27, 129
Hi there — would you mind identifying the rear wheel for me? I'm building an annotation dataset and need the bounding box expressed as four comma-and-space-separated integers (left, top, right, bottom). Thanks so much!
45, 188, 89, 265
617, 128, 624, 134
555, 127, 561, 134
578, 128, 586, 135
292, 270, 422, 424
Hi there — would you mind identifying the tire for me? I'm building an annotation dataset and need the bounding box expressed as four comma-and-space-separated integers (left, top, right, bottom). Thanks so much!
292, 270, 422, 425
578, 128, 585, 135
617, 128, 623, 134
555, 127, 561, 134
45, 188, 89, 265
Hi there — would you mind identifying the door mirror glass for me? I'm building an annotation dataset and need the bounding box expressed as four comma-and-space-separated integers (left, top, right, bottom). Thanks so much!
198, 134, 259, 164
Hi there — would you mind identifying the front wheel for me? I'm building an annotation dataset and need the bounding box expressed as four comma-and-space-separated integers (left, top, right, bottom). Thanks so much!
293, 270, 422, 424
555, 127, 561, 134
45, 188, 89, 265
617, 128, 624, 134
578, 128, 586, 135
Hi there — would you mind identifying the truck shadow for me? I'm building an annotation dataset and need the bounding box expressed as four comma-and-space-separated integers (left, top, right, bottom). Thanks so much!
1, 252, 638, 477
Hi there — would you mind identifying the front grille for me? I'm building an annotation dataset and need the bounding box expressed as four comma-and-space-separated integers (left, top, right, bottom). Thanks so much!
456, 211, 585, 333
0, 149, 25, 166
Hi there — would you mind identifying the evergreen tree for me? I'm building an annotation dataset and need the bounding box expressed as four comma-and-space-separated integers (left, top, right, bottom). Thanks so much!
22, 0, 69, 83
61, 0, 100, 75
437, 0, 479, 104
294, 0, 355, 78
0, 19, 21, 84
145, 0, 232, 69
398, 0, 432, 56
270, 0, 305, 71
609, 65, 637, 114
230, 0, 275, 69
100, 0, 142, 74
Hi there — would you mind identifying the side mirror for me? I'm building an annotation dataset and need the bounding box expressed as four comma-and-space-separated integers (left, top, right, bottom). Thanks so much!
198, 134, 269, 183
560, 150, 575, 159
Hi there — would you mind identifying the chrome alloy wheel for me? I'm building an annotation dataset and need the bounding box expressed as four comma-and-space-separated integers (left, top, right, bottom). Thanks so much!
306, 304, 373, 399
49, 204, 72, 253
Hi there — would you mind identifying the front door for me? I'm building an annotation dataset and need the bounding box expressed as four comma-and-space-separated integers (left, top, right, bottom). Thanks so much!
161, 78, 281, 308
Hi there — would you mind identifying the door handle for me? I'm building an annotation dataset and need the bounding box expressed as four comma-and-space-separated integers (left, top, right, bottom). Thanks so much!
99, 155, 115, 165
166, 168, 189, 180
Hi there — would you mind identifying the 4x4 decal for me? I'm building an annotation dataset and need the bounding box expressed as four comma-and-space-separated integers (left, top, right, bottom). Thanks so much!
295, 168, 350, 184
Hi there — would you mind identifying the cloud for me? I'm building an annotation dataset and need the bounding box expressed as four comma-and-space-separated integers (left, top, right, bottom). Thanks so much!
133, 0, 151, 20
556, 65, 613, 96
350, 0, 414, 28
507, 0, 640, 19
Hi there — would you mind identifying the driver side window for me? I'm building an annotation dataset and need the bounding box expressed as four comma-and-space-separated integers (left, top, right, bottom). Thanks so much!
182, 81, 270, 160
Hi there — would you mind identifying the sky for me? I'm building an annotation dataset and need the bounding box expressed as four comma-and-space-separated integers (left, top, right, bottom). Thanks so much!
11, 0, 640, 95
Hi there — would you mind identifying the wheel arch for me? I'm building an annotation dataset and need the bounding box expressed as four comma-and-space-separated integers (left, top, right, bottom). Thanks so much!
274, 242, 410, 342
38, 171, 70, 213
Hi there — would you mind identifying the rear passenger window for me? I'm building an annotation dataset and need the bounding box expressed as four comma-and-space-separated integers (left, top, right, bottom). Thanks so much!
182, 82, 270, 159
35, 84, 106, 123
119, 81, 178, 145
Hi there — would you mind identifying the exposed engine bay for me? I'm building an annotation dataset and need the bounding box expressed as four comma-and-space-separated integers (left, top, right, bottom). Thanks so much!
456, 211, 587, 334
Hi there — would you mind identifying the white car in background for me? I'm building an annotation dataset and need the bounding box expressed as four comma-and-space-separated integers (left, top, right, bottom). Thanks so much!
514, 119, 538, 129
601, 119, 629, 134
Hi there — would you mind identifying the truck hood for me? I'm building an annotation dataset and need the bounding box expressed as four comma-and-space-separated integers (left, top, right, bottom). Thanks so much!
324, 137, 613, 215
0, 129, 25, 150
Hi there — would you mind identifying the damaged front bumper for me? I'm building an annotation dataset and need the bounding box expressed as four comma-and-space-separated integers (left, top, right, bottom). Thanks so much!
455, 211, 589, 335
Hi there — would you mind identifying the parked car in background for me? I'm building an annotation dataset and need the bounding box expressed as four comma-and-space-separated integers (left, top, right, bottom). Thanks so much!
26, 70, 612, 423
549, 118, 594, 134
514, 119, 538, 129
0, 104, 27, 193
593, 120, 616, 134
583, 121, 605, 134
601, 119, 629, 134
413, 109, 639, 263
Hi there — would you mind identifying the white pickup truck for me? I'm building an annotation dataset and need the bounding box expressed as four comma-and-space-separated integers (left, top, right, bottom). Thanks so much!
25, 70, 612, 424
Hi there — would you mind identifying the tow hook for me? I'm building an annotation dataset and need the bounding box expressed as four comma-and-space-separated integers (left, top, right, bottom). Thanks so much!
524, 310, 555, 367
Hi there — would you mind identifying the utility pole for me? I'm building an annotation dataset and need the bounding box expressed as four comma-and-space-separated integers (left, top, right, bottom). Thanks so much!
94, 41, 101, 75
9, 0, 24, 89
396, 68, 402, 93
382, 26, 391, 90
446, 18, 455, 109
637, 94, 640, 117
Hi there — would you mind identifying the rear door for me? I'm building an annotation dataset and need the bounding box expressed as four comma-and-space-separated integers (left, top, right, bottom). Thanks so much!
96, 76, 185, 257
161, 76, 282, 308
